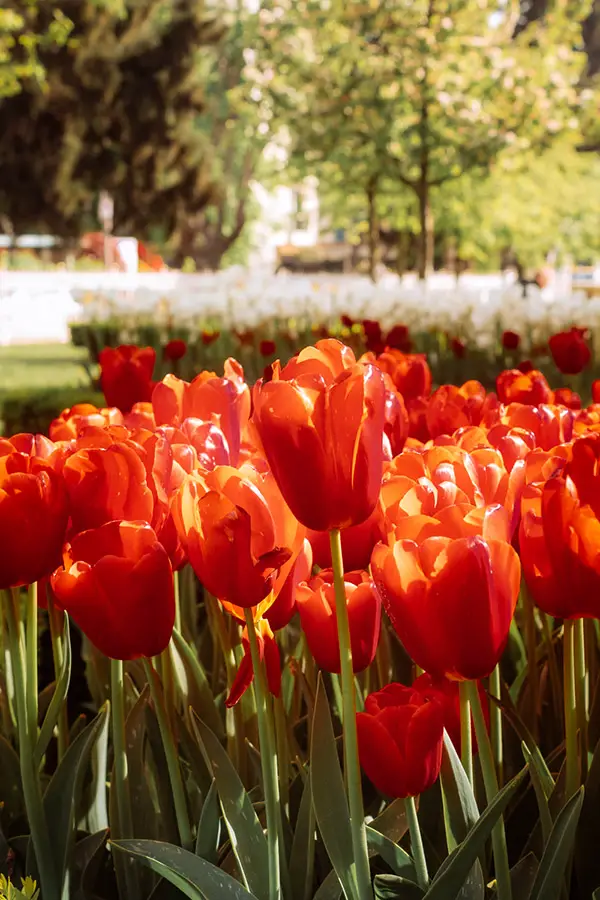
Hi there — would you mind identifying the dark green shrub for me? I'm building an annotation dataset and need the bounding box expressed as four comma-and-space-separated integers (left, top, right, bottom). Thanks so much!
1, 387, 105, 437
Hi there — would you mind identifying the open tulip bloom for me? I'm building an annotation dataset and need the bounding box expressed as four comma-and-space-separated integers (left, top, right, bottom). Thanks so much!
3, 335, 600, 900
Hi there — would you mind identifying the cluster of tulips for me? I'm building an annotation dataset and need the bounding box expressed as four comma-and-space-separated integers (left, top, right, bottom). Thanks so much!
3, 335, 600, 900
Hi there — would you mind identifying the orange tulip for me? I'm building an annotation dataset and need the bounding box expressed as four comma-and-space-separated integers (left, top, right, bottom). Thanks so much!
226, 618, 281, 707
496, 369, 553, 406
252, 339, 386, 531
173, 461, 303, 607
51, 520, 175, 659
371, 513, 520, 680
372, 349, 432, 402
49, 404, 124, 442
426, 382, 499, 439
0, 436, 68, 589
502, 403, 573, 451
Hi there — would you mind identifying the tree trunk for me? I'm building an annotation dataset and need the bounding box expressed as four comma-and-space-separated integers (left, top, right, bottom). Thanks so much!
396, 231, 410, 277
416, 183, 434, 281
366, 178, 379, 282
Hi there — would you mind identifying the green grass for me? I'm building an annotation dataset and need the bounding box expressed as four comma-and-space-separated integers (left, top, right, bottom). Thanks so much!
0, 344, 93, 399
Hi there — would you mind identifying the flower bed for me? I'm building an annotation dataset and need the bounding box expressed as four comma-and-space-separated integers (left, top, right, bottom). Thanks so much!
2, 337, 600, 898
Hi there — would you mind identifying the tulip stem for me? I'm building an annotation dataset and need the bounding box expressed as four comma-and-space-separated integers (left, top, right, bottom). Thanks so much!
466, 680, 512, 900
47, 592, 68, 761
25, 582, 38, 742
489, 666, 503, 786
575, 618, 588, 781
110, 658, 141, 900
329, 528, 373, 900
563, 621, 579, 799
244, 608, 286, 900
142, 658, 193, 851
404, 796, 428, 889
459, 681, 473, 786
6, 589, 58, 900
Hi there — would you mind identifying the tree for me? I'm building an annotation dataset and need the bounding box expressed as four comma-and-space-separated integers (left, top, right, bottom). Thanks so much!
168, 4, 270, 269
0, 2, 72, 99
0, 0, 222, 246
260, 0, 590, 277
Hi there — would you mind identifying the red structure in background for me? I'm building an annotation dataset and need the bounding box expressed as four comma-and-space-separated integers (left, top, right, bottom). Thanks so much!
80, 232, 166, 271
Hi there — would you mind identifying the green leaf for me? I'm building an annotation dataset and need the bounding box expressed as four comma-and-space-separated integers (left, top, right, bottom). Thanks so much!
30, 704, 109, 894
521, 743, 553, 845
191, 714, 269, 900
575, 737, 600, 897
195, 779, 221, 864
365, 826, 416, 881
111, 839, 259, 900
34, 610, 71, 768
528, 788, 584, 900
424, 768, 528, 900
289, 769, 316, 900
439, 732, 479, 851
369, 800, 408, 845
171, 629, 224, 739
310, 675, 356, 900
313, 869, 343, 900
505, 853, 539, 900
495, 691, 554, 799
373, 874, 424, 899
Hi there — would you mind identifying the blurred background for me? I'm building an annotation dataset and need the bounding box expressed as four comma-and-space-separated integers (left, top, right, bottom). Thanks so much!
0, 0, 598, 427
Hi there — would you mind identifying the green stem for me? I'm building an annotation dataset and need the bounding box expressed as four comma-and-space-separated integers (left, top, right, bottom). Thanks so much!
25, 582, 38, 741
404, 795, 429, 890
110, 658, 140, 900
459, 681, 473, 786
244, 609, 284, 900
329, 528, 373, 900
174, 569, 182, 634
6, 589, 58, 900
143, 658, 193, 850
489, 666, 503, 787
47, 593, 68, 761
564, 620, 579, 799
524, 588, 539, 741
466, 680, 512, 900
575, 618, 588, 780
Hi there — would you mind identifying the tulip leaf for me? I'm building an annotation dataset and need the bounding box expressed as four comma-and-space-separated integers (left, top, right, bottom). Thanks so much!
369, 799, 409, 845
423, 767, 528, 900
313, 869, 343, 900
310, 675, 357, 900
575, 737, 600, 897
495, 689, 554, 798
34, 610, 71, 769
195, 778, 221, 864
499, 853, 539, 900
365, 826, 416, 881
521, 743, 553, 845
439, 731, 480, 852
111, 839, 259, 900
373, 874, 424, 899
191, 714, 269, 900
171, 629, 224, 739
528, 788, 584, 900
289, 770, 316, 900
29, 704, 109, 894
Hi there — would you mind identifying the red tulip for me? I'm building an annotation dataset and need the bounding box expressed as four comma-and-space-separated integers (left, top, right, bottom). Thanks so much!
549, 327, 590, 375
0, 437, 68, 589
99, 345, 156, 412
450, 338, 466, 359
592, 380, 600, 405
426, 382, 498, 439
226, 618, 281, 707
152, 360, 250, 465
520, 435, 600, 618
296, 570, 381, 673
356, 682, 444, 798
386, 325, 412, 353
502, 331, 521, 351
307, 504, 384, 572
49, 404, 124, 442
173, 461, 303, 608
371, 515, 520, 680
252, 340, 386, 531
163, 339, 187, 362
51, 520, 175, 659
373, 349, 432, 402
202, 330, 220, 346
63, 441, 154, 533
260, 339, 277, 357
553, 387, 582, 411
412, 672, 489, 755
265, 538, 313, 631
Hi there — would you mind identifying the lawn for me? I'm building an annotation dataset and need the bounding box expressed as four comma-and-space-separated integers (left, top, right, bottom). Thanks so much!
0, 343, 93, 399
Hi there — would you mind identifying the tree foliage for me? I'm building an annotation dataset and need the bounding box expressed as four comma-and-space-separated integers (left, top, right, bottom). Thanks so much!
0, 0, 222, 244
